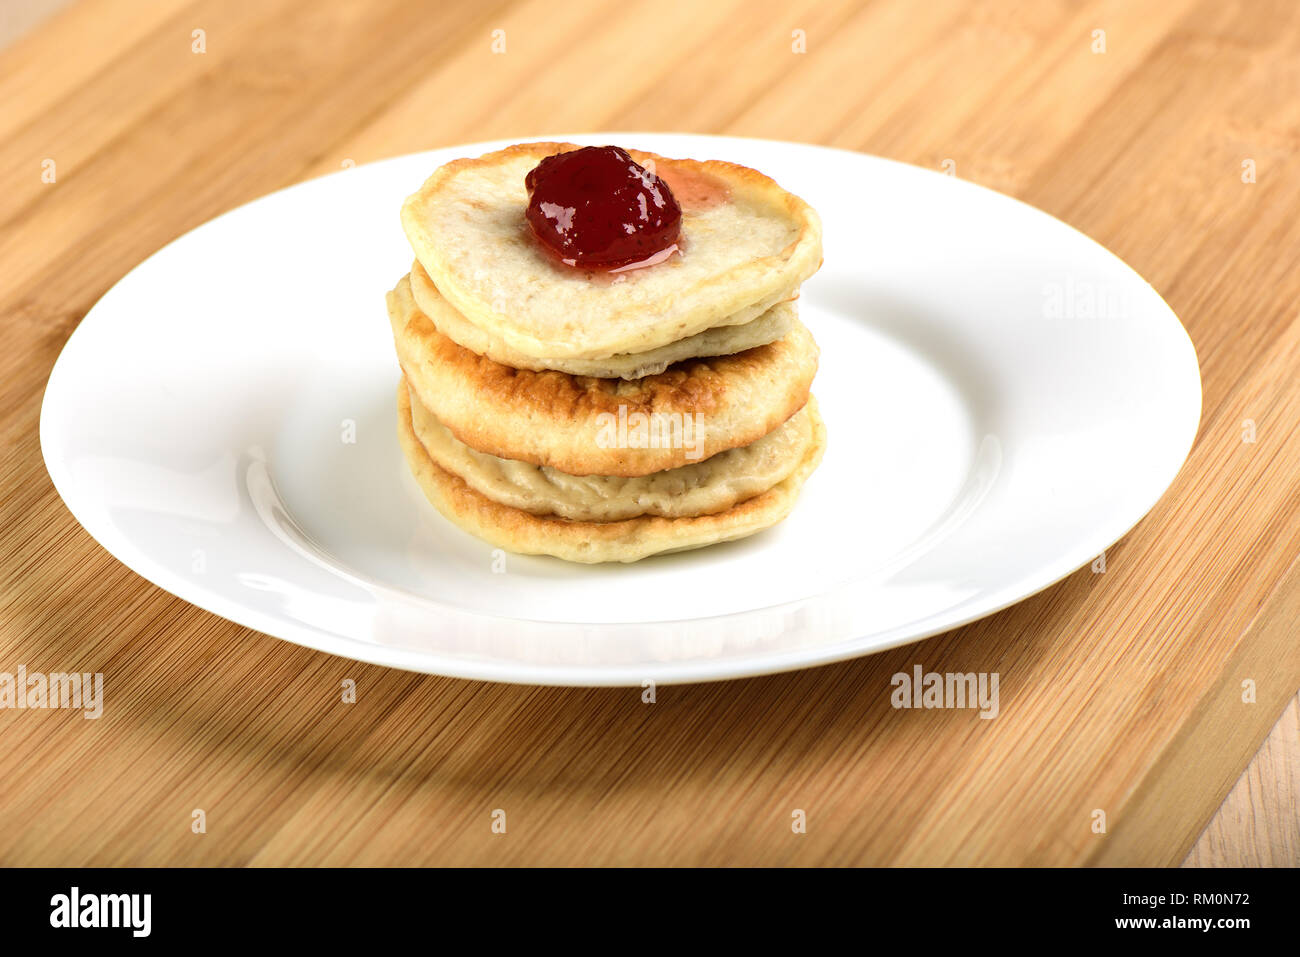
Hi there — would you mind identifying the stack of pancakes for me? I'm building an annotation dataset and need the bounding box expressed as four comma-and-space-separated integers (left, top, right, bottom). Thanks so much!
387, 142, 826, 563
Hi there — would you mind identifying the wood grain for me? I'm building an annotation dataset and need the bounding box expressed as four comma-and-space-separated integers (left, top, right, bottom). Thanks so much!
1, 0, 1298, 866
1186, 697, 1299, 867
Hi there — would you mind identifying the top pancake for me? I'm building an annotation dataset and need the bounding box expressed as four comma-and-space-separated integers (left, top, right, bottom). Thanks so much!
408, 260, 796, 379
400, 142, 823, 361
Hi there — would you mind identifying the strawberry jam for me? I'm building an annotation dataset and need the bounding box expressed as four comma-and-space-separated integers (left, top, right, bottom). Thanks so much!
524, 146, 682, 269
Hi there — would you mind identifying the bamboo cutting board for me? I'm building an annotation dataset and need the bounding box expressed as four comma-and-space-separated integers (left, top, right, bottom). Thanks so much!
1, 0, 1298, 866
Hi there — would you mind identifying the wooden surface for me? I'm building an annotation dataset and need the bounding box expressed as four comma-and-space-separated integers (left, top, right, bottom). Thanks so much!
1, 0, 1298, 866
1186, 696, 1299, 866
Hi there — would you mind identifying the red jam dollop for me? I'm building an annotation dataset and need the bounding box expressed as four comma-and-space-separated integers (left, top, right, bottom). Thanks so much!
524, 146, 682, 269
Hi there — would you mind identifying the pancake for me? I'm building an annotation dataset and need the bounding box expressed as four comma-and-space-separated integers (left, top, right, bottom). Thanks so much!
388, 274, 819, 477
407, 378, 819, 522
396, 381, 827, 563
400, 141, 823, 361
408, 260, 795, 379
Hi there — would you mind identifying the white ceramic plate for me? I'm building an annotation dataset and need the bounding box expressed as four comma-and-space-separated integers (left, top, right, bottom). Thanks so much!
40, 134, 1200, 685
